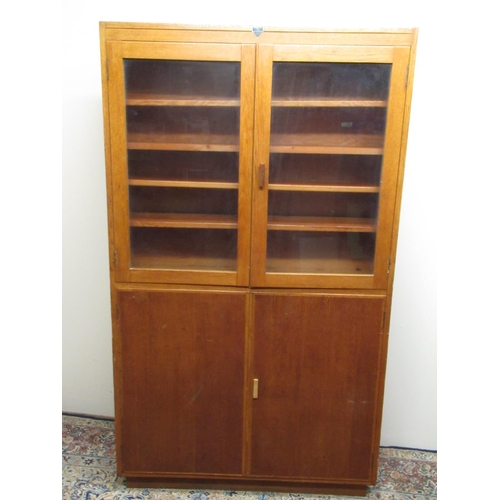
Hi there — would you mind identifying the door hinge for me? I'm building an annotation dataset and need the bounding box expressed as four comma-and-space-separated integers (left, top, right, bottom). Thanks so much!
405, 65, 409, 88
114, 249, 117, 268
387, 257, 391, 274
106, 59, 109, 81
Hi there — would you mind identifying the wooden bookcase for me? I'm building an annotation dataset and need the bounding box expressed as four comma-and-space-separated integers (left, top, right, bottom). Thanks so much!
100, 23, 418, 496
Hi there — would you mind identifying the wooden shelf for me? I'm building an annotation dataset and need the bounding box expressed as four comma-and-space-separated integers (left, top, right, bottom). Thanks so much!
128, 134, 382, 155
268, 183, 379, 193
272, 97, 387, 108
127, 92, 240, 107
128, 132, 239, 152
266, 256, 373, 275
129, 178, 239, 189
130, 179, 377, 192
267, 216, 376, 233
128, 133, 382, 154
130, 212, 238, 229
131, 252, 237, 272
270, 133, 384, 155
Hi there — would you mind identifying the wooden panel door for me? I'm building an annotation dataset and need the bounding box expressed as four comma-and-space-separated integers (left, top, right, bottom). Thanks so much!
105, 41, 255, 286
250, 292, 386, 482
115, 288, 248, 476
251, 44, 411, 289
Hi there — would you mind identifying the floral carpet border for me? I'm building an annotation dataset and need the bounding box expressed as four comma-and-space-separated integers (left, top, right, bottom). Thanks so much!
62, 415, 437, 500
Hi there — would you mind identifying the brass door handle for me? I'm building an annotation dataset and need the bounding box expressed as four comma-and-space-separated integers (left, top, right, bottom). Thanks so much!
253, 378, 259, 399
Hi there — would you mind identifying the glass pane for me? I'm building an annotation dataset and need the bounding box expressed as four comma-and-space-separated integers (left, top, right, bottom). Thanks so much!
123, 59, 241, 272
125, 60, 240, 100
267, 62, 391, 275
126, 106, 239, 149
128, 151, 239, 183
272, 63, 391, 101
129, 187, 237, 214
269, 154, 382, 187
267, 231, 376, 275
131, 228, 237, 271
268, 191, 379, 218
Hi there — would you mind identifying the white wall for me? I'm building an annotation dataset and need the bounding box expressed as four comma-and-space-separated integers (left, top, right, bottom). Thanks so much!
60, 0, 445, 448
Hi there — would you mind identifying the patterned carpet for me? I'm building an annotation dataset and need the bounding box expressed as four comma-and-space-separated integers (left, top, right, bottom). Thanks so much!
62, 414, 437, 500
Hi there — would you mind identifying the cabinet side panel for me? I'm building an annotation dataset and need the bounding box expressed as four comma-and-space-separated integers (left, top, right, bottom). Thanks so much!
116, 289, 247, 475
100, 26, 118, 281
251, 293, 385, 482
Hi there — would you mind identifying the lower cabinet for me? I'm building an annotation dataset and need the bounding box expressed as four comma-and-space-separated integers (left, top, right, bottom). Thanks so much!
116, 288, 248, 475
114, 287, 387, 493
251, 293, 385, 482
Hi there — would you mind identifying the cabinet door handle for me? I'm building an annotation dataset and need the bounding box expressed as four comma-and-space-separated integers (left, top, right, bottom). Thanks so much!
258, 163, 265, 189
253, 378, 259, 399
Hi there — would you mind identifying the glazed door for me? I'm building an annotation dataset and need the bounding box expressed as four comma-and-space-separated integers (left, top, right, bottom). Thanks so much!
106, 41, 255, 285
115, 288, 248, 476
251, 44, 410, 288
250, 292, 386, 482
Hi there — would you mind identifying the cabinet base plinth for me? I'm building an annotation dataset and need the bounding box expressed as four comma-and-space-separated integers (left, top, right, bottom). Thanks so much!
125, 477, 368, 496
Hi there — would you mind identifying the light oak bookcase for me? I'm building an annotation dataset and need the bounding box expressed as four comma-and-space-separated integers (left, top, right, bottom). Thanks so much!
100, 23, 418, 496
